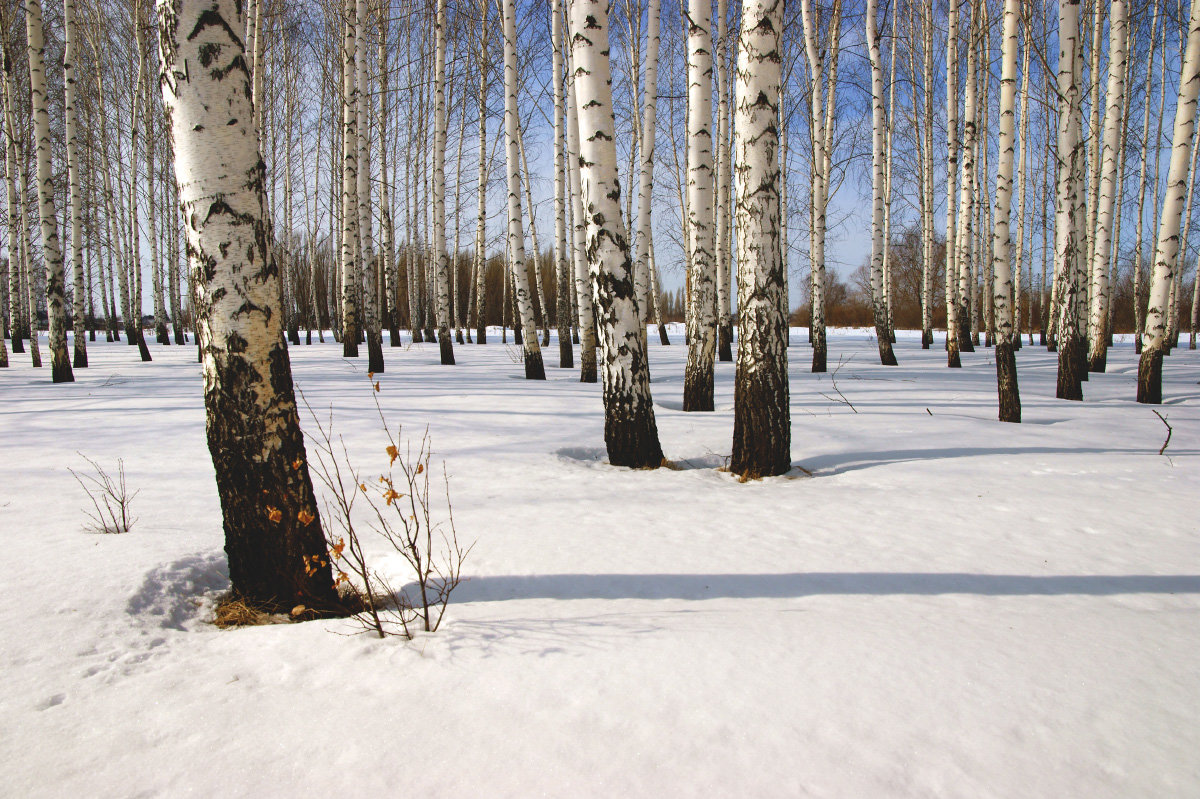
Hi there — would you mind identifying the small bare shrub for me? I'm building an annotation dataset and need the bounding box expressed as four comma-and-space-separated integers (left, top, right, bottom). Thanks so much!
301, 376, 472, 639
69, 454, 139, 534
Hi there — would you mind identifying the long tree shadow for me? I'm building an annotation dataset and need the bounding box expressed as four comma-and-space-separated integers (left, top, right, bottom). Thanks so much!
452, 572, 1200, 603
798, 445, 1199, 476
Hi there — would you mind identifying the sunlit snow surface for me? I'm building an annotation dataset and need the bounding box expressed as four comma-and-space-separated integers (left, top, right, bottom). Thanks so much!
2, 327, 1197, 797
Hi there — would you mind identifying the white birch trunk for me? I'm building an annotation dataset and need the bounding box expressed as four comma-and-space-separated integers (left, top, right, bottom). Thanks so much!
65, 0, 85, 367
1086, 0, 1127, 372
432, 0, 454, 364
567, 0, 662, 467
26, 0, 71, 381
1138, 0, 1200, 403
1055, 0, 1086, 400
992, 0, 1021, 422
945, 0, 962, 367
730, 0, 789, 478
565, 26, 598, 383
866, 0, 897, 366
340, 0, 359, 356
501, 0, 544, 378
714, 0, 733, 362
683, 0, 717, 410
553, 0, 573, 367
633, 0, 662, 361
157, 0, 338, 610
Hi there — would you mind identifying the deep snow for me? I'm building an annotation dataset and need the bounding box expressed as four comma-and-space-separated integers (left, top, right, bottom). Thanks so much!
1, 327, 1198, 797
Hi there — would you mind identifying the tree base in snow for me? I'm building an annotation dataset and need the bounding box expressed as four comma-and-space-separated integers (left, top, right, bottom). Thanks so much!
524, 348, 545, 380
1056, 333, 1084, 401
683, 362, 715, 411
1136, 347, 1163, 404
995, 341, 1021, 423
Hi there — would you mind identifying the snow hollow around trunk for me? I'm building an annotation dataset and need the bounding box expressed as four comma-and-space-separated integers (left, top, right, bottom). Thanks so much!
1, 327, 1198, 797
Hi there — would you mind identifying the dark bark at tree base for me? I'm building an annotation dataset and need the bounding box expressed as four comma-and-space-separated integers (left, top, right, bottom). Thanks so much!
541, 328, 550, 347
1088, 344, 1108, 373
173, 323, 185, 345
573, 327, 580, 344
947, 333, 961, 368
524, 349, 546, 379
440, 335, 456, 365
604, 405, 663, 469
875, 323, 897, 365
559, 335, 573, 368
73, 346, 87, 368
343, 325, 359, 356
995, 341, 1021, 423
455, 330, 464, 344
367, 333, 385, 373
513, 325, 522, 345
475, 325, 485, 343
12, 335, 24, 353
921, 328, 932, 349
1056, 332, 1084, 400
812, 331, 827, 372
658, 324, 670, 345
136, 330, 152, 362
411, 327, 423, 343
1136, 346, 1163, 404
731, 367, 790, 478
683, 362, 715, 411
717, 322, 733, 361
1076, 339, 1089, 380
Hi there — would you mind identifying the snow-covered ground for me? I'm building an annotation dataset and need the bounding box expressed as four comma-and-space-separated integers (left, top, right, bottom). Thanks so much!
2, 327, 1198, 798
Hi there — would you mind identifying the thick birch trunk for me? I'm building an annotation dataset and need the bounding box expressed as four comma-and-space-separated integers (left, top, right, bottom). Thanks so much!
157, 0, 339, 611
682, 0, 717, 411
568, 0, 663, 467
355, 0, 383, 372
1138, 0, 1200, 403
501, 0, 544, 378
26, 0, 71, 381
473, 5, 488, 345
992, 0, 1021, 423
1087, 0, 1127, 373
730, 0, 789, 478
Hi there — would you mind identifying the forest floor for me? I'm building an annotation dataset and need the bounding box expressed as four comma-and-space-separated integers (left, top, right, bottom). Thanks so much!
2, 327, 1198, 797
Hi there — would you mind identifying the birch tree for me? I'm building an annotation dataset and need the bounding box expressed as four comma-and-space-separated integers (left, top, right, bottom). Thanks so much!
432, 0, 454, 364
568, 0, 663, 468
553, 0, 573, 368
683, 0, 717, 411
26, 0, 71, 382
1086, 0, 1127, 373
992, 0, 1021, 423
1055, 0, 1085, 401
633, 0, 662, 365
157, 0, 340, 611
1138, 0, 1200, 404
945, 0, 962, 368
565, 22, 598, 383
730, 0, 789, 478
865, 0, 896, 366
65, 0, 85, 368
340, 0, 359, 357
501, 0, 544, 379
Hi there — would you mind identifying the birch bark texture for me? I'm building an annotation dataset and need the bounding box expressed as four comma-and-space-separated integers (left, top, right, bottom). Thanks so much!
156, 0, 339, 610
340, 0, 359, 357
865, 0, 897, 366
567, 0, 663, 468
64, 0, 85, 368
502, 0, 545, 378
553, 0, 573, 368
730, 0, 789, 478
433, 0, 454, 364
26, 0, 71, 382
1138, 0, 1200, 403
683, 0, 717, 411
1055, 0, 1086, 401
991, 0, 1021, 423
945, 0, 961, 368
1087, 0, 1128, 373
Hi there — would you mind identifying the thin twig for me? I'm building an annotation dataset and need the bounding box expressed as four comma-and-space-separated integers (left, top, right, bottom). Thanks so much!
1152, 409, 1172, 457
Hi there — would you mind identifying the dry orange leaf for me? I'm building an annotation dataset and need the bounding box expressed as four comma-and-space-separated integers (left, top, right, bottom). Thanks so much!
266, 506, 283, 523
297, 509, 315, 525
